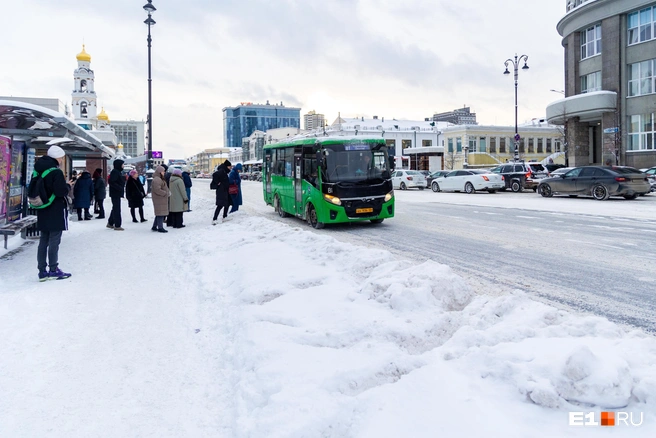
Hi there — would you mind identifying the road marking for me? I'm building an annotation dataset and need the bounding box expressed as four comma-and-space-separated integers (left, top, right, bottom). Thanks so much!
565, 239, 623, 249
516, 215, 538, 219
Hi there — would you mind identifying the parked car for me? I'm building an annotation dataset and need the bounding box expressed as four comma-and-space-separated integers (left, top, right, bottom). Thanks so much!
550, 167, 574, 176
641, 167, 656, 192
431, 169, 505, 194
427, 170, 451, 191
545, 163, 566, 174
537, 166, 650, 200
489, 161, 549, 192
391, 170, 426, 190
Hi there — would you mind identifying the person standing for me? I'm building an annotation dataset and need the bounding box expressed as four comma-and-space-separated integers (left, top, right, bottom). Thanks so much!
73, 170, 93, 220
35, 146, 71, 281
107, 159, 126, 231
211, 160, 232, 225
151, 165, 170, 233
92, 168, 106, 219
228, 163, 243, 214
168, 168, 188, 228
182, 166, 193, 212
126, 169, 147, 223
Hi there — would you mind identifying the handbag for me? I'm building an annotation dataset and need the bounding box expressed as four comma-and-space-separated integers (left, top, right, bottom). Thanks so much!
228, 184, 238, 195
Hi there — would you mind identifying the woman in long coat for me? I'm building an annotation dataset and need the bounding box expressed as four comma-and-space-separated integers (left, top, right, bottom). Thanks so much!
126, 169, 147, 223
228, 163, 243, 213
168, 168, 188, 228
151, 165, 170, 233
92, 168, 106, 219
73, 170, 93, 220
211, 160, 232, 225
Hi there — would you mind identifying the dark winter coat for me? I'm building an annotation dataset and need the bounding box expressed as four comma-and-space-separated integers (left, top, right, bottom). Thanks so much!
228, 167, 242, 207
93, 174, 106, 200
108, 160, 125, 198
34, 155, 69, 232
125, 176, 146, 208
212, 164, 231, 207
182, 171, 193, 189
73, 171, 94, 208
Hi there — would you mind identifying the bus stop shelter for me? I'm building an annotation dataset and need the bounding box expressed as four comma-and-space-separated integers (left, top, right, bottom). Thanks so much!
0, 99, 115, 225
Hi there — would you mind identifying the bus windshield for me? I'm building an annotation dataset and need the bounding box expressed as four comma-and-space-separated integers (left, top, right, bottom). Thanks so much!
322, 143, 390, 183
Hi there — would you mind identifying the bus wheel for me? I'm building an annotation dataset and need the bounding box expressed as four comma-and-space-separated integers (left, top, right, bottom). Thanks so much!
370, 219, 384, 224
307, 204, 325, 229
274, 195, 288, 218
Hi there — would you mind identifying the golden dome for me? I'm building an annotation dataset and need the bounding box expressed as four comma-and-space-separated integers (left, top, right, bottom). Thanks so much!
117, 143, 124, 149
76, 44, 91, 62
97, 107, 110, 123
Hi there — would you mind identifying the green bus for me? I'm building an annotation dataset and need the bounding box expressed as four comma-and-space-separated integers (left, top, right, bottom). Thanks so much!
262, 136, 395, 228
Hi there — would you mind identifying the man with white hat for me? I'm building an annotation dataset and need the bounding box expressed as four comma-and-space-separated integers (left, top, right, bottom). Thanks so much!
34, 145, 71, 281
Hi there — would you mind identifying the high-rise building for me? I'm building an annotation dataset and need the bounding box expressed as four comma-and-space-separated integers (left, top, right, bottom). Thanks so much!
223, 101, 300, 148
112, 121, 145, 158
547, 0, 656, 168
0, 97, 68, 115
303, 110, 325, 131
433, 107, 477, 125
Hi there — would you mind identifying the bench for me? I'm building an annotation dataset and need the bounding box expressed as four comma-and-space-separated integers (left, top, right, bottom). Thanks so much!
0, 215, 38, 249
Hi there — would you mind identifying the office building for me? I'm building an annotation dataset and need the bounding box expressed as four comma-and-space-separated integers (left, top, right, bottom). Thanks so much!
223, 101, 300, 148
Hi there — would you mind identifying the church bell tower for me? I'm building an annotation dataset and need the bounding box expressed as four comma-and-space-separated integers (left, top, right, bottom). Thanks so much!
71, 45, 97, 120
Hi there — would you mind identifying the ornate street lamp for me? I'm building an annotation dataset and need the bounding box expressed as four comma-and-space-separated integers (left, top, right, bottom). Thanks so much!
144, 0, 156, 169
504, 54, 529, 161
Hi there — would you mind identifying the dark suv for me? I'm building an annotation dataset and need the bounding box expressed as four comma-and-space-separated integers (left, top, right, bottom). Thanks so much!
490, 161, 548, 192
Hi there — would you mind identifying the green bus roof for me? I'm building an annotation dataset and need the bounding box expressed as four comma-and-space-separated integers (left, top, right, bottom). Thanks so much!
263, 135, 385, 150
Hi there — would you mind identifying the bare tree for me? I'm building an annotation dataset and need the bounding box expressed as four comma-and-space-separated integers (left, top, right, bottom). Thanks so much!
444, 149, 456, 170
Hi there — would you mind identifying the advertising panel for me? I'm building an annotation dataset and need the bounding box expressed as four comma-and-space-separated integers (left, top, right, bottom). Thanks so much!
7, 141, 25, 222
0, 136, 10, 222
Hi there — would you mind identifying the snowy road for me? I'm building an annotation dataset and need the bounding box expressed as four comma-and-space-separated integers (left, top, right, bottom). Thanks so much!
227, 180, 656, 333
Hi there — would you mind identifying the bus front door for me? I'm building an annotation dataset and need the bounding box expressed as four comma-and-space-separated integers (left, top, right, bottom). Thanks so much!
294, 153, 303, 216
265, 152, 272, 198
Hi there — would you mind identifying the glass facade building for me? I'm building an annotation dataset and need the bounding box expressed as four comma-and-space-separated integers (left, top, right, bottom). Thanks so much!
112, 121, 145, 158
223, 103, 300, 148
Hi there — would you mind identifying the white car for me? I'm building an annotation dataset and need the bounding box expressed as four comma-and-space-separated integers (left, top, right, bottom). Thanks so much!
391, 170, 426, 190
431, 169, 505, 193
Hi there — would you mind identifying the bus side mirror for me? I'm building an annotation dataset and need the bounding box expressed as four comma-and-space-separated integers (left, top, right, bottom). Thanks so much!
382, 170, 390, 179
316, 151, 323, 168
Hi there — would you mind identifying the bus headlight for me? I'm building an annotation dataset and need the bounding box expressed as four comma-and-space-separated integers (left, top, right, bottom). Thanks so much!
384, 191, 394, 202
323, 194, 342, 206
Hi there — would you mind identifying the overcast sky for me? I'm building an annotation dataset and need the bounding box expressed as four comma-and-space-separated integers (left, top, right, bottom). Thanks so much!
3, 0, 567, 160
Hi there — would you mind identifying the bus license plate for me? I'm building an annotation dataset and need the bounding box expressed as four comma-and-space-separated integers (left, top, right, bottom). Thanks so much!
356, 208, 373, 214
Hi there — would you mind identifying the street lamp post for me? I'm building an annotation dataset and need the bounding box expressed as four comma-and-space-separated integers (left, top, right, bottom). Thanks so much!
504, 54, 529, 162
143, 0, 156, 170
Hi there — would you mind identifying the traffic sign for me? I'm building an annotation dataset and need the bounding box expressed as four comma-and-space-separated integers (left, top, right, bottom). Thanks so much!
514, 133, 521, 141
603, 127, 619, 134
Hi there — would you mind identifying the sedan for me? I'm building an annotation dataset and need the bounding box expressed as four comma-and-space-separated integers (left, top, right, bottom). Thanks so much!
427, 170, 451, 191
537, 166, 650, 200
642, 167, 656, 192
431, 169, 505, 194
391, 170, 426, 190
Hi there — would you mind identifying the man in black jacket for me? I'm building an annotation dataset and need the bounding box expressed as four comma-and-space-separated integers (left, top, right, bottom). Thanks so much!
35, 146, 71, 281
107, 159, 126, 230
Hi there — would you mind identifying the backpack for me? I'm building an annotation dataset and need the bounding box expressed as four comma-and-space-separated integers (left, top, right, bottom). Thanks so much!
28, 168, 57, 209
210, 172, 219, 190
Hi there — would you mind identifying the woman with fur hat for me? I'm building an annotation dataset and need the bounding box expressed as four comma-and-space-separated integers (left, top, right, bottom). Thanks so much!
126, 169, 147, 223
150, 165, 170, 233
168, 168, 188, 228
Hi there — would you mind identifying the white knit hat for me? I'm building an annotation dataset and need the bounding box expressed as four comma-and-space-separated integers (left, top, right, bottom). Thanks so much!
47, 145, 66, 159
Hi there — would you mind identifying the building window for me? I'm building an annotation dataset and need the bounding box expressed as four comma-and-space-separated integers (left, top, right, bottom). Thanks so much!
628, 113, 655, 150
628, 59, 654, 97
528, 138, 534, 153
581, 71, 602, 93
479, 137, 486, 153
546, 138, 552, 153
537, 138, 544, 153
448, 138, 453, 153
499, 137, 506, 153
456, 137, 462, 152
469, 137, 477, 152
402, 139, 412, 152
422, 139, 432, 147
581, 24, 601, 59
628, 7, 654, 45
489, 137, 496, 154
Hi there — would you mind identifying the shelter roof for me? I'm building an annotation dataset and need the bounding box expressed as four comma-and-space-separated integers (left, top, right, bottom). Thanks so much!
0, 99, 114, 158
